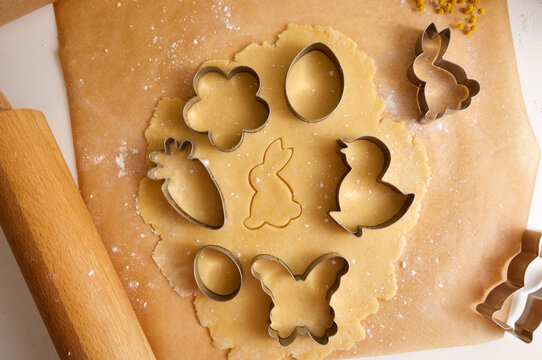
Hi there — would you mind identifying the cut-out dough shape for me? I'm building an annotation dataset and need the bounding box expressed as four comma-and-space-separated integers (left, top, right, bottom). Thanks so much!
244, 138, 302, 229
148, 138, 226, 229
329, 136, 415, 237
407, 22, 480, 123
183, 66, 270, 151
251, 253, 349, 346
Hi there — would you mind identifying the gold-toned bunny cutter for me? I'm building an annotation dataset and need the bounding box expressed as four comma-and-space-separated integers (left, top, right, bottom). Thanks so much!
148, 138, 226, 230
193, 245, 243, 302
183, 65, 271, 152
285, 42, 345, 123
251, 253, 350, 346
407, 22, 480, 123
477, 230, 542, 343
329, 136, 415, 238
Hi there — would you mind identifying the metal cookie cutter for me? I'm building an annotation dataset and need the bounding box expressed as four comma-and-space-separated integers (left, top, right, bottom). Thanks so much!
194, 245, 243, 302
407, 22, 480, 123
285, 42, 345, 123
148, 138, 226, 230
477, 230, 542, 343
183, 65, 270, 152
329, 136, 415, 237
251, 253, 349, 346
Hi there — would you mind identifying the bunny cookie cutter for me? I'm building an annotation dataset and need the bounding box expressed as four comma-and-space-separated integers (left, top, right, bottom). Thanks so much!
148, 138, 226, 230
329, 136, 415, 237
251, 253, 349, 346
183, 65, 270, 152
477, 230, 542, 343
407, 22, 480, 123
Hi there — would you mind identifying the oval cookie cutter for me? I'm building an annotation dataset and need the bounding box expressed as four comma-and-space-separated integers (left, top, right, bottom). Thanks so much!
148, 138, 226, 230
285, 42, 345, 123
251, 253, 349, 346
477, 229, 542, 343
193, 245, 243, 302
183, 65, 270, 152
329, 136, 415, 237
407, 22, 480, 123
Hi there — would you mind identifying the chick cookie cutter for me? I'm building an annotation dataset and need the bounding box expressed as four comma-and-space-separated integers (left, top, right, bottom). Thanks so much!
477, 230, 542, 343
407, 22, 480, 123
251, 253, 349, 346
285, 42, 345, 123
148, 138, 226, 230
193, 245, 243, 302
329, 136, 415, 237
183, 65, 271, 152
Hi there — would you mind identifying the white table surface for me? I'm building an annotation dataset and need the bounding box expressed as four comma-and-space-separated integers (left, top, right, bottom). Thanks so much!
0, 2, 541, 359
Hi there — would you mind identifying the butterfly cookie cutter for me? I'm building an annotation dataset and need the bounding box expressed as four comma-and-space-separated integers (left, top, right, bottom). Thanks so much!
148, 138, 226, 230
251, 253, 349, 346
193, 245, 243, 302
476, 229, 542, 343
407, 22, 480, 123
329, 136, 415, 237
183, 65, 270, 152
285, 42, 345, 123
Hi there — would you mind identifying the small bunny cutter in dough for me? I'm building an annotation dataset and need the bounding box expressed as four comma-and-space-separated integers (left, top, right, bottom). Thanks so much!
183, 65, 271, 152
477, 229, 542, 343
193, 245, 244, 302
329, 136, 415, 237
148, 138, 227, 230
251, 253, 349, 346
407, 22, 480, 123
285, 42, 345, 123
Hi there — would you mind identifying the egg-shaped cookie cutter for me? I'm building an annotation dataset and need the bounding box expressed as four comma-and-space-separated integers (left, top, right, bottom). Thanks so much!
148, 138, 226, 230
407, 23, 480, 123
329, 136, 415, 237
477, 229, 542, 343
183, 65, 270, 152
193, 245, 243, 302
251, 253, 349, 346
285, 42, 345, 123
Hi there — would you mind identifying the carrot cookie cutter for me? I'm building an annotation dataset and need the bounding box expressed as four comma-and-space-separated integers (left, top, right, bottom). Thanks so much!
407, 22, 480, 123
285, 42, 345, 123
329, 136, 415, 237
148, 138, 226, 230
193, 245, 243, 302
477, 229, 542, 343
183, 65, 270, 152
251, 253, 349, 346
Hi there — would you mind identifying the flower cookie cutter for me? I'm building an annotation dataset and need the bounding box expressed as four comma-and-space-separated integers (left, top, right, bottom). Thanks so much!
183, 65, 270, 152
193, 245, 243, 302
148, 138, 226, 230
477, 229, 542, 343
285, 42, 345, 123
407, 22, 480, 123
251, 253, 349, 346
329, 136, 415, 237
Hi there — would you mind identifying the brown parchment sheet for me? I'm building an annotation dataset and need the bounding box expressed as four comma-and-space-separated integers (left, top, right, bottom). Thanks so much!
54, 0, 540, 359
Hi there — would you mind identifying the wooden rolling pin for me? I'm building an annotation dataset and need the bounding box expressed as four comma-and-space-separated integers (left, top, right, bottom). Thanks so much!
0, 90, 156, 360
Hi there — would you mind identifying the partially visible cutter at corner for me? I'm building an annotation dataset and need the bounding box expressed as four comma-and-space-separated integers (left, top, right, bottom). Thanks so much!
285, 42, 345, 123
148, 138, 226, 230
183, 65, 270, 152
477, 229, 542, 343
251, 253, 349, 346
329, 136, 415, 237
407, 22, 480, 123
